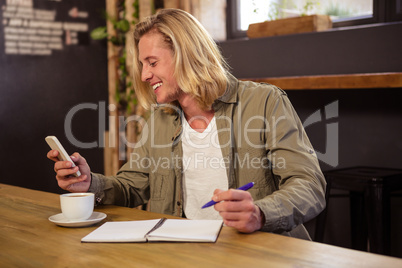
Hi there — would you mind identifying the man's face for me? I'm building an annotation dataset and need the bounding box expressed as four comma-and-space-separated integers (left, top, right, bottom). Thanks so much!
139, 32, 181, 104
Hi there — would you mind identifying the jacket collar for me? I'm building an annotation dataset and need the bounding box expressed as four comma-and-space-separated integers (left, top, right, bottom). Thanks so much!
215, 73, 238, 104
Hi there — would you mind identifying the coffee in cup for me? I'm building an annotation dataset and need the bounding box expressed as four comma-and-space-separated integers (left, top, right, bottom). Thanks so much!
60, 193, 94, 221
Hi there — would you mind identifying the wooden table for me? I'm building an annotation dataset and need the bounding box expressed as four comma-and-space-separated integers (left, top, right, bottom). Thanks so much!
1, 183, 401, 267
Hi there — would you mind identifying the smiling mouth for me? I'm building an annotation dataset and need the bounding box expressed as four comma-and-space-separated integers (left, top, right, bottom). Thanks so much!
153, 83, 162, 90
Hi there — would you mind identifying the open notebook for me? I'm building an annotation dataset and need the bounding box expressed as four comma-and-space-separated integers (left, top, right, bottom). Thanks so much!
81, 218, 223, 243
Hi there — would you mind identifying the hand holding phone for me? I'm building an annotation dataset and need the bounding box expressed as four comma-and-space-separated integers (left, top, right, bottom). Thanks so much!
45, 136, 81, 177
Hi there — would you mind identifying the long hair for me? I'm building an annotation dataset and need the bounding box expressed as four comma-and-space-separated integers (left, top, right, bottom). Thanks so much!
131, 8, 230, 112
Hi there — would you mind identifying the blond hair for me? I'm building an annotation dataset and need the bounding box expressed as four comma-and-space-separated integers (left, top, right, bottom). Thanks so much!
131, 8, 229, 112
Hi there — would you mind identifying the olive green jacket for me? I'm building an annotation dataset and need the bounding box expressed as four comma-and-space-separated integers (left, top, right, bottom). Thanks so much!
89, 75, 326, 240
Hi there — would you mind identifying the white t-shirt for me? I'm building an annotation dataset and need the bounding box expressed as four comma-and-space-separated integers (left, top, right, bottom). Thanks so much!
181, 115, 228, 220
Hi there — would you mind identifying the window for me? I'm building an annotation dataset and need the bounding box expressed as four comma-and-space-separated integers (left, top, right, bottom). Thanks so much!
227, 0, 402, 39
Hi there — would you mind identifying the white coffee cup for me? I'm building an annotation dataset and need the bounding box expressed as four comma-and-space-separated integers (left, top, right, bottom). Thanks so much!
60, 193, 94, 221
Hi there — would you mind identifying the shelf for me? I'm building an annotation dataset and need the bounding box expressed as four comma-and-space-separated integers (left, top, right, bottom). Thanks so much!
243, 72, 402, 90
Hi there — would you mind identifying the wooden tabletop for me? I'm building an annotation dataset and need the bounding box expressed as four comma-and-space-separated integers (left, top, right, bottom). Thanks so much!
1, 183, 401, 267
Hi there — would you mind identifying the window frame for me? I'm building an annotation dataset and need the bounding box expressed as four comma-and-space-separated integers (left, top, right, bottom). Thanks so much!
226, 0, 402, 40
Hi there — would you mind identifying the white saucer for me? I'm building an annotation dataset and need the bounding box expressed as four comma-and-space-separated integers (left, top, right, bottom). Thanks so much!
49, 212, 107, 227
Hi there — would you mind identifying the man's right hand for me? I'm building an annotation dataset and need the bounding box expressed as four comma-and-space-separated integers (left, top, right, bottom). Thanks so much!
47, 150, 91, 192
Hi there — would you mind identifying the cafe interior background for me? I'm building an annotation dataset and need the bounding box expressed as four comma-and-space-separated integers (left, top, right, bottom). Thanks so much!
0, 0, 401, 258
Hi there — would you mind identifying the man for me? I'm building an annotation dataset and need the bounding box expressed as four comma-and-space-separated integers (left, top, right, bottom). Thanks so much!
48, 9, 326, 239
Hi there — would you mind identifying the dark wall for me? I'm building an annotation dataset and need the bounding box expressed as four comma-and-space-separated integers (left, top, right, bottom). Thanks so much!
219, 22, 402, 257
287, 89, 402, 171
0, 0, 108, 194
221, 22, 402, 78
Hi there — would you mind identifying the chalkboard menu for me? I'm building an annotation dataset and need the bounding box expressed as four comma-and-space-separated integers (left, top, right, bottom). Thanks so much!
0, 0, 108, 193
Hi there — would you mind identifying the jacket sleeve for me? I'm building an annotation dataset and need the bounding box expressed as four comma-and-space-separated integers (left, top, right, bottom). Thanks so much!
89, 168, 150, 208
88, 127, 151, 208
254, 88, 326, 233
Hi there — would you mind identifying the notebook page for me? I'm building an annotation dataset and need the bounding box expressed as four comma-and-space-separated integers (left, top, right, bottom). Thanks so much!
82, 219, 161, 242
147, 219, 223, 242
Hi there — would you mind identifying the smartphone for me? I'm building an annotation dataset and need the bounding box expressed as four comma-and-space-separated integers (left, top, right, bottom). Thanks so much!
45, 136, 81, 177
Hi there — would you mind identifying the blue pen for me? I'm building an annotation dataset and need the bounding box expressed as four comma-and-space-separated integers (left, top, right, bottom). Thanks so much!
201, 182, 255, 209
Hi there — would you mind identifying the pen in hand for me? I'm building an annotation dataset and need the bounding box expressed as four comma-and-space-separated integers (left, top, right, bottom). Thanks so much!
201, 182, 255, 209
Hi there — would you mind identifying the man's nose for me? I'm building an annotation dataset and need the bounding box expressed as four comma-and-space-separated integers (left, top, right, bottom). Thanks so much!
141, 66, 152, 82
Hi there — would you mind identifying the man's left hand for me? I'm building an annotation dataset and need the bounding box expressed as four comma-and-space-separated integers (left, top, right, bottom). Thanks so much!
212, 189, 264, 233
